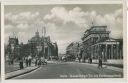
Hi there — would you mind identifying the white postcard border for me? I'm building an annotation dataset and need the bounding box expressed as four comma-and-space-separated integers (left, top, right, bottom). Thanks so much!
1, 0, 127, 83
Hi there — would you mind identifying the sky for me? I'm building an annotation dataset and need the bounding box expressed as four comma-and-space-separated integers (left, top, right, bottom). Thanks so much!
5, 4, 123, 54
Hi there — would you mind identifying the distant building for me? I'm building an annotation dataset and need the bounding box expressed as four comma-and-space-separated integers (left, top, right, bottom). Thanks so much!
66, 42, 80, 60
5, 36, 20, 64
5, 30, 58, 63
28, 30, 58, 59
81, 25, 123, 61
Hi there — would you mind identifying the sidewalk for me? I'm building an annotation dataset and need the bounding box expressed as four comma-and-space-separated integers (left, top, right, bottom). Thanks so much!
91, 59, 123, 68
85, 63, 123, 72
74, 61, 123, 73
5, 62, 20, 73
6, 66, 39, 79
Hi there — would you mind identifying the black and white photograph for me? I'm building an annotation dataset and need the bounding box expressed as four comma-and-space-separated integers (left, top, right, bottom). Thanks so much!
0, 3, 1, 81
4, 4, 124, 79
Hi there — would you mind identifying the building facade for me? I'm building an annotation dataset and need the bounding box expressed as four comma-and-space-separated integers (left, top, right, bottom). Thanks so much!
81, 25, 123, 62
66, 42, 81, 60
28, 30, 58, 59
5, 30, 58, 63
5, 36, 21, 64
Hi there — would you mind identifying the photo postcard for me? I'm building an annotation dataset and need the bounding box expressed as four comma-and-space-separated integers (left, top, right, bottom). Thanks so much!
1, 0, 127, 83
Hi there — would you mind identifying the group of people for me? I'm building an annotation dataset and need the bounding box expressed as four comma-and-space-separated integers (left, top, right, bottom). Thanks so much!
25, 56, 32, 67
34, 57, 47, 66
19, 56, 32, 70
18, 56, 48, 70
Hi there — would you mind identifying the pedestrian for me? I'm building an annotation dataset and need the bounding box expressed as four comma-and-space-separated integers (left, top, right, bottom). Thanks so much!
21, 58, 24, 69
25, 57, 28, 67
88, 58, 90, 63
29, 58, 31, 66
98, 57, 102, 68
28, 55, 32, 66
41, 57, 45, 65
90, 58, 92, 64
38, 58, 41, 66
35, 58, 38, 66
19, 58, 24, 69
44, 58, 47, 65
78, 50, 82, 63
78, 54, 81, 63
78, 57, 81, 63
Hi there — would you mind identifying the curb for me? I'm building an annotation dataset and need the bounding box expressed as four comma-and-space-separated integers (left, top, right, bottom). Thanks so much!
92, 62, 123, 68
70, 61, 123, 68
74, 61, 123, 68
6, 66, 39, 79
6, 66, 28, 74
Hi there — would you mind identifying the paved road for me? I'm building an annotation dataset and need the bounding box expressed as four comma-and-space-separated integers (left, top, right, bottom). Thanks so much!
13, 62, 123, 79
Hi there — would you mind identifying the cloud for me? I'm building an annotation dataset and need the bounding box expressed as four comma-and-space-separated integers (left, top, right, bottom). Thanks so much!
5, 11, 43, 44
5, 24, 16, 34
5, 11, 41, 32
44, 7, 69, 22
114, 9, 122, 18
44, 6, 89, 27
5, 24, 14, 30
5, 11, 40, 24
93, 9, 123, 38
16, 23, 29, 29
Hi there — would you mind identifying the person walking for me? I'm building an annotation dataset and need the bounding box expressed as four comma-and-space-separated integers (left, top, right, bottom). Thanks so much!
98, 57, 102, 68
19, 58, 24, 69
78, 52, 81, 63
44, 58, 47, 65
35, 58, 38, 66
41, 57, 45, 65
25, 57, 28, 67
78, 50, 83, 63
28, 55, 32, 66
90, 57, 92, 64
38, 58, 41, 66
